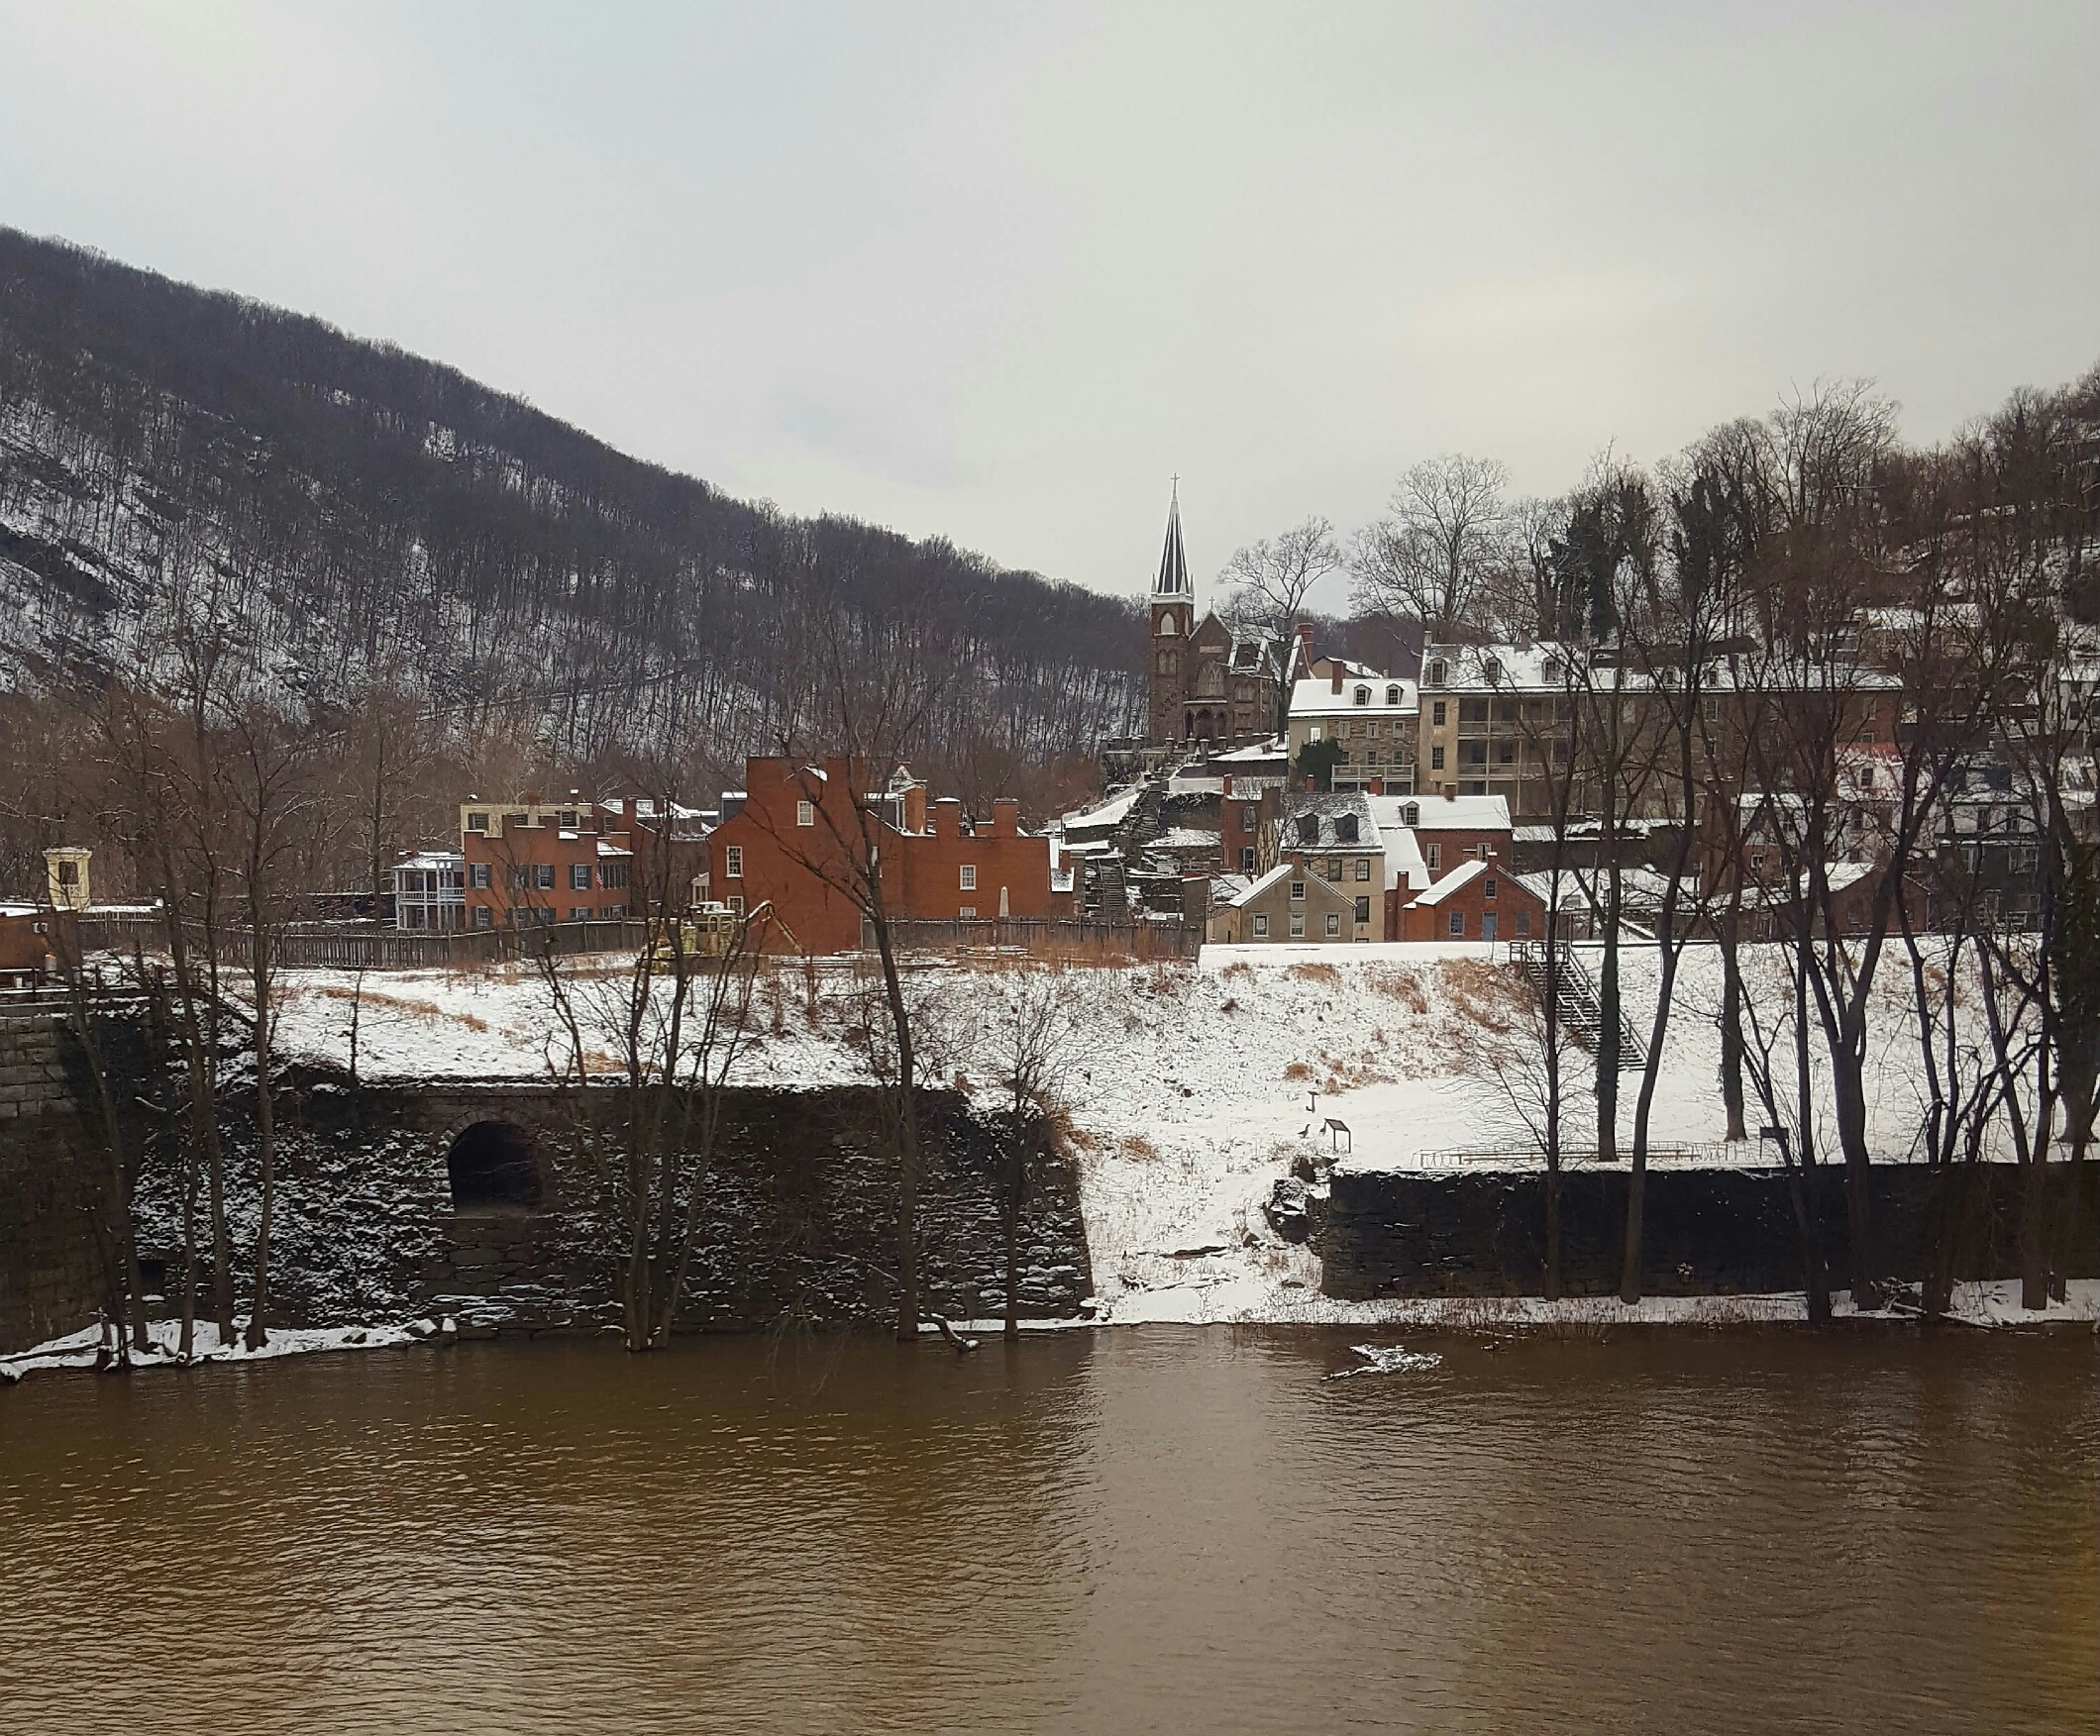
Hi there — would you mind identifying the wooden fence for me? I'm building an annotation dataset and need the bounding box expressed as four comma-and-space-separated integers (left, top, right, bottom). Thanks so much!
870, 916, 1204, 961
73, 914, 651, 972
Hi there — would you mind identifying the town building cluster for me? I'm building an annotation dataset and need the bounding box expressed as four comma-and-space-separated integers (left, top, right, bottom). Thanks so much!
355, 487, 2095, 957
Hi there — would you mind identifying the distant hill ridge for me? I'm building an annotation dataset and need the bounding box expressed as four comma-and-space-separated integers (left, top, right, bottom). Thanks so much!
0, 227, 1141, 768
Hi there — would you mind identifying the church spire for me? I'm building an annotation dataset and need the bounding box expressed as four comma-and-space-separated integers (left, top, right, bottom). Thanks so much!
1153, 477, 1192, 598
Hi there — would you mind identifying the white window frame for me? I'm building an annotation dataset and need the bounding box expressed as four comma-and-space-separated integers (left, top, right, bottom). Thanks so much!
796, 799, 815, 827
959, 864, 977, 891
1252, 913, 1268, 938
724, 845, 743, 879
1325, 912, 1340, 936
1289, 913, 1305, 938
1448, 910, 1465, 937
1289, 880, 1306, 902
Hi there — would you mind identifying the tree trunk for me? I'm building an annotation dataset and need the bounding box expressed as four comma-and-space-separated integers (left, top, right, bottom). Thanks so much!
871, 917, 920, 1341
2021, 1151, 2050, 1312
1720, 919, 1747, 1143
244, 959, 275, 1351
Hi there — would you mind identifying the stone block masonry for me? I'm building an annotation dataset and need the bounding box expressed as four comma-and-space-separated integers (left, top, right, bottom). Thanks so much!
111, 1075, 1096, 1341
1321, 1161, 2100, 1300
0, 1006, 100, 1352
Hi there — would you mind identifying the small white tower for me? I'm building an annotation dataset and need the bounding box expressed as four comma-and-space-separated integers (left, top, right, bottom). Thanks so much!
44, 847, 90, 912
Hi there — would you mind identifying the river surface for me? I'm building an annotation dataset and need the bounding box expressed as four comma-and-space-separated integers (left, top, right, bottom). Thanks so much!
2, 1328, 2093, 1735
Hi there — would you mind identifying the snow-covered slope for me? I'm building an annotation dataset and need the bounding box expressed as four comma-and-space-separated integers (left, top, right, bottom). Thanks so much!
264, 940, 2046, 1326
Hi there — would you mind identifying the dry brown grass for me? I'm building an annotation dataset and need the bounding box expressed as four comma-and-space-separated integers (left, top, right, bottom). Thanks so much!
1366, 966, 1427, 1013
1218, 960, 1253, 981
1441, 957, 1519, 1035
1288, 961, 1341, 983
1282, 1060, 1312, 1082
306, 983, 490, 1031
1120, 1133, 1161, 1161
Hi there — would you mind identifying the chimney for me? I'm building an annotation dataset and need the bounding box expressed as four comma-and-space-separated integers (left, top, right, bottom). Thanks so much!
1442, 785, 1456, 801
1331, 668, 1344, 695
1297, 622, 1313, 666
1369, 776, 1384, 796
993, 796, 1019, 836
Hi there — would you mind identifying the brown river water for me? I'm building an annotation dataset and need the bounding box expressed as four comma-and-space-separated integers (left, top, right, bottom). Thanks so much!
2, 1328, 2094, 1735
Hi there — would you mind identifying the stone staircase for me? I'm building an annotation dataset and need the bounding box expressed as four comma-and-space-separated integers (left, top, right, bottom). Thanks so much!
1508, 941, 1646, 1067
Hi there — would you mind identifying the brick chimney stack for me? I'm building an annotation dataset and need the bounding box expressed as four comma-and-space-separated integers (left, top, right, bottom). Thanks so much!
1331, 668, 1343, 695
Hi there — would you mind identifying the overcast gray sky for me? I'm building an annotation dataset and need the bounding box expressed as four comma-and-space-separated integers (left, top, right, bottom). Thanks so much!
5, 2, 2095, 612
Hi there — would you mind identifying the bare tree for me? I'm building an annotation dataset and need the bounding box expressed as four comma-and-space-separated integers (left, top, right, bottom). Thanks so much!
1219, 517, 1342, 725
1348, 455, 1513, 641
221, 702, 319, 1351
760, 569, 957, 1340
972, 964, 1098, 1336
538, 824, 771, 1351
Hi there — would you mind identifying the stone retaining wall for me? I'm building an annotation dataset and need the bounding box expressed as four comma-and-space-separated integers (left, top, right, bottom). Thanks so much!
1321, 1161, 2100, 1300
0, 1007, 99, 1352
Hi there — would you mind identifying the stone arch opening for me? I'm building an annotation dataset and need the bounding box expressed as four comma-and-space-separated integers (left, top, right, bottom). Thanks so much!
447, 1120, 542, 1210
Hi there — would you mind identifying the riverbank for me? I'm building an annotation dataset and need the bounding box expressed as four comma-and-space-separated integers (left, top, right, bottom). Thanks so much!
10, 1278, 2094, 1385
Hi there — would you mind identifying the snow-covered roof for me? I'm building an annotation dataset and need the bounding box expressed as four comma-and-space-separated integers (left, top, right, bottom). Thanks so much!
1409, 793, 1511, 832
1281, 790, 1380, 852
390, 850, 463, 873
1421, 642, 1570, 690
1376, 822, 1429, 893
595, 840, 633, 858
1062, 784, 1142, 832
1228, 863, 1294, 906
1168, 774, 1225, 796
1152, 826, 1220, 852
1408, 860, 1489, 906
1209, 739, 1289, 765
1288, 674, 1418, 719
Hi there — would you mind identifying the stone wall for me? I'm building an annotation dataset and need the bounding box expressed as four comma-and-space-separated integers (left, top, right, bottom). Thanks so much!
0, 1004, 100, 1352
118, 1074, 1094, 1339
1322, 1161, 2100, 1300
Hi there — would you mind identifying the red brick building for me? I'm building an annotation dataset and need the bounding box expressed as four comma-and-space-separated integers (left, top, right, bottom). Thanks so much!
703, 757, 1066, 955
1399, 859, 1548, 943
459, 799, 633, 929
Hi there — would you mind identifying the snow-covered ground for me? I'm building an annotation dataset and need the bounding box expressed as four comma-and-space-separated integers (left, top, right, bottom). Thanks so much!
1, 1319, 414, 1381
246, 942, 2081, 1330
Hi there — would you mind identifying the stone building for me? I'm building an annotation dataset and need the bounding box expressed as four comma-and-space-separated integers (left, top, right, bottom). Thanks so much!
1146, 485, 1283, 744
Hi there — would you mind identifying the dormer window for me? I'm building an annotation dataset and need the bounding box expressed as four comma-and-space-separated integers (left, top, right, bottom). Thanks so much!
1542, 657, 1561, 684
1385, 685, 1401, 705
1402, 802, 1419, 826
1296, 815, 1318, 846
1335, 814, 1359, 844
1427, 660, 1446, 686
1483, 656, 1502, 682
1354, 685, 1370, 706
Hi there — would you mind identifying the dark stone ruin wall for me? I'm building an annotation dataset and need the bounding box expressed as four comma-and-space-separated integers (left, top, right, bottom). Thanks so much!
2, 1025, 1096, 1353
0, 1009, 101, 1353
1322, 1161, 2100, 1301
0, 1003, 103, 1360
256, 1078, 1096, 1337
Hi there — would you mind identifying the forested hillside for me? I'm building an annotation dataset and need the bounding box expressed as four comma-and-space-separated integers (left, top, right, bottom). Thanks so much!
0, 229, 1143, 782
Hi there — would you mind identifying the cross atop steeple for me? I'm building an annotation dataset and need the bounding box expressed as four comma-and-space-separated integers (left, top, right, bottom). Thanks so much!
1153, 479, 1192, 598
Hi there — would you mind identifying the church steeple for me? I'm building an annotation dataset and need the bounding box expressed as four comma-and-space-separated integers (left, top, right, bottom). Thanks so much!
1153, 478, 1192, 598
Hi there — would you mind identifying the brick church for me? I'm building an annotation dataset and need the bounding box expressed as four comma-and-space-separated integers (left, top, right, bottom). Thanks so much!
1146, 484, 1284, 744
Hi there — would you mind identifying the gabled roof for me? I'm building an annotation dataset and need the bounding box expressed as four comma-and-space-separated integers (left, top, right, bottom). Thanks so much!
1229, 863, 1295, 906
1408, 859, 1489, 906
